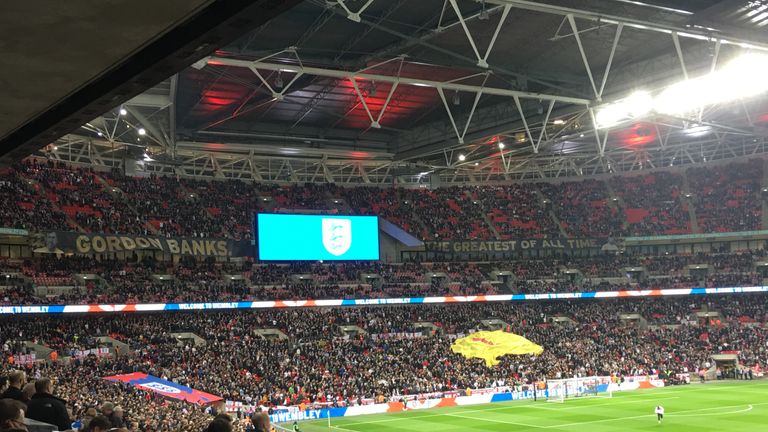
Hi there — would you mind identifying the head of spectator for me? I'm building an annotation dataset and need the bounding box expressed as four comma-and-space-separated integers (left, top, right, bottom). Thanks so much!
0, 398, 26, 432
205, 418, 232, 432
8, 372, 24, 389
19, 385, 33, 404
0, 372, 25, 403
210, 400, 226, 416
85, 415, 111, 432
251, 413, 271, 432
100, 402, 114, 417
32, 380, 50, 397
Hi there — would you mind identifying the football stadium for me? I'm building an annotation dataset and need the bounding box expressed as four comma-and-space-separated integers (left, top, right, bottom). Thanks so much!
2, 1, 768, 431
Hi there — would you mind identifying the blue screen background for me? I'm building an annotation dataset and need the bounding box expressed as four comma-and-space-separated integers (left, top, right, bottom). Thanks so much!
256, 214, 380, 261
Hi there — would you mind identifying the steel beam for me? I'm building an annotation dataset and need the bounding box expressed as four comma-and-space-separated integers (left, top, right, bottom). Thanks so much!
315, 0, 585, 94
486, 0, 768, 51
206, 57, 592, 105
567, 15, 600, 100
126, 93, 172, 108
46, 132, 768, 184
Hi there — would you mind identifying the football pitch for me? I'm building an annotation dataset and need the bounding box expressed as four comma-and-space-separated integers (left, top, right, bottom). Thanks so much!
297, 381, 768, 432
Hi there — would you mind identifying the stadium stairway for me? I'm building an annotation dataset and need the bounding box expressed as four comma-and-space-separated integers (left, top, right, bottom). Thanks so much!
339, 325, 367, 337
410, 211, 433, 240
171, 332, 208, 346
96, 336, 130, 355
534, 188, 569, 237
23, 340, 54, 361
481, 212, 502, 240
490, 270, 516, 294
92, 174, 160, 235
604, 182, 630, 232
481, 318, 510, 330
546, 315, 577, 326
619, 313, 649, 329
28, 177, 85, 232
414, 321, 442, 335
681, 173, 701, 233
762, 159, 768, 229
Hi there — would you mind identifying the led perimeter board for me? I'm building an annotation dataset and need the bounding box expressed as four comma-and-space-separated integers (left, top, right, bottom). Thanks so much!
255, 213, 380, 261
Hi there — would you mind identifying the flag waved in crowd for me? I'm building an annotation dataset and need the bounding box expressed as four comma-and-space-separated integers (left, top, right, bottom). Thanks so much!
451, 330, 544, 366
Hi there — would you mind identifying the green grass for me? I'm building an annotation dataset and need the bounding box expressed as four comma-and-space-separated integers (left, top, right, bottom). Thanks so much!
296, 381, 768, 432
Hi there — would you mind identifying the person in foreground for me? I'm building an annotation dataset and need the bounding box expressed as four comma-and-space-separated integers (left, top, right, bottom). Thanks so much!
25, 378, 71, 431
251, 413, 271, 432
0, 399, 27, 432
0, 373, 26, 404
655, 405, 664, 424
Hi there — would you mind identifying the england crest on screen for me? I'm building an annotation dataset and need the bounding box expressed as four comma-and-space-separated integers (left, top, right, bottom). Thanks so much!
322, 218, 352, 256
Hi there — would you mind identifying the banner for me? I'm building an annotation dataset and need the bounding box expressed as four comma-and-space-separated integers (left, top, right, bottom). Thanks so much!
424, 238, 618, 254
37, 231, 252, 257
72, 347, 110, 359
13, 353, 36, 366
1, 285, 767, 315
0, 228, 28, 236
103, 373, 223, 405
451, 330, 543, 366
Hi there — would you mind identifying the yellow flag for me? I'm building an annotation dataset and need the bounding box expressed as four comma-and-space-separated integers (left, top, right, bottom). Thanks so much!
451, 330, 543, 367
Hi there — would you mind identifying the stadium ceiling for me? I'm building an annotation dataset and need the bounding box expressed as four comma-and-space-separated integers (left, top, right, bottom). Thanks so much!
47, 0, 768, 184
0, 0, 300, 165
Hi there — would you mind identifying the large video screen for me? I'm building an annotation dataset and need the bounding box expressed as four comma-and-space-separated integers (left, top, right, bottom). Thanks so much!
256, 214, 380, 261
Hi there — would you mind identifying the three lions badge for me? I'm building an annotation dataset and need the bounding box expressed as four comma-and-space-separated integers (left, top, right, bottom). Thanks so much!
322, 218, 352, 256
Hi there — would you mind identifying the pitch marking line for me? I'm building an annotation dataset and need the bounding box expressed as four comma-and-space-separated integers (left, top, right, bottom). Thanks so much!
672, 404, 752, 418
542, 402, 764, 429
447, 403, 758, 430
528, 396, 680, 411
330, 383, 768, 429
337, 395, 680, 427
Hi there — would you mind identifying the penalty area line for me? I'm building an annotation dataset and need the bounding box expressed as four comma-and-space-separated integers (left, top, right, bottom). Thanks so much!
543, 402, 763, 429
672, 405, 753, 417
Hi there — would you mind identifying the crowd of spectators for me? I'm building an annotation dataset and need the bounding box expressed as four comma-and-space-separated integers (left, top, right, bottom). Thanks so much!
477, 185, 561, 239
1, 158, 766, 241
2, 249, 767, 304
0, 296, 766, 432
538, 179, 626, 238
688, 160, 763, 233
611, 172, 691, 236
0, 168, 70, 232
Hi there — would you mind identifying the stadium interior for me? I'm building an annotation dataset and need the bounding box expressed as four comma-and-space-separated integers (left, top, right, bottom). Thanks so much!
2, 1, 768, 431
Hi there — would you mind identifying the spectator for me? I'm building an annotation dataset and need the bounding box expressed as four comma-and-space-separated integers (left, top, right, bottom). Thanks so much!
19, 385, 34, 404
0, 399, 26, 432
0, 372, 25, 403
81, 407, 97, 430
109, 406, 124, 428
85, 415, 111, 432
251, 413, 270, 432
205, 417, 232, 432
25, 378, 71, 432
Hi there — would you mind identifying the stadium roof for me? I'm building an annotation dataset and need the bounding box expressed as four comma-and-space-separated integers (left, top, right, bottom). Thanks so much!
0, 0, 299, 165
43, 0, 768, 183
